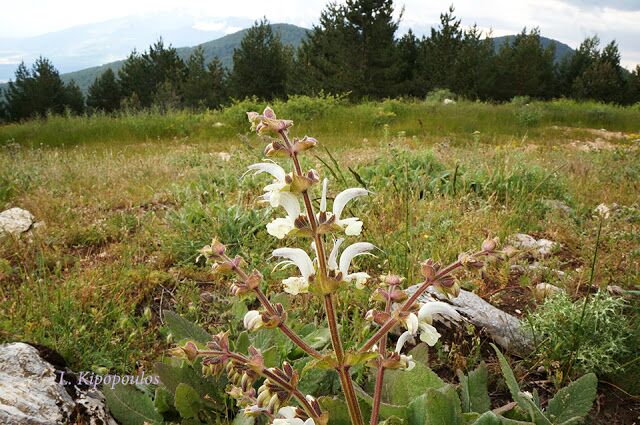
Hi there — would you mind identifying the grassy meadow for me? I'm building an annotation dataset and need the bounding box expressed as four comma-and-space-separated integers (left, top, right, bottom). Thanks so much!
1, 96, 639, 421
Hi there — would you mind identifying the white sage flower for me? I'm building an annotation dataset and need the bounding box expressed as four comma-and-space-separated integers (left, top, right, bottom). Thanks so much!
319, 179, 368, 235
274, 406, 315, 425
247, 162, 289, 193
327, 238, 375, 288
397, 301, 461, 348
272, 248, 315, 295
263, 192, 301, 239
243, 310, 263, 331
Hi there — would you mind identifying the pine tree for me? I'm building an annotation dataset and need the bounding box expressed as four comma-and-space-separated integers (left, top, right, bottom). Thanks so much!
229, 19, 290, 100
118, 50, 153, 107
628, 65, 640, 104
87, 68, 122, 113
118, 39, 186, 108
493, 28, 557, 100
422, 6, 464, 92
63, 80, 85, 115
454, 25, 495, 99
558, 36, 600, 96
572, 40, 626, 103
4, 57, 70, 120
293, 4, 356, 96
396, 30, 422, 97
294, 0, 399, 99
183, 47, 227, 109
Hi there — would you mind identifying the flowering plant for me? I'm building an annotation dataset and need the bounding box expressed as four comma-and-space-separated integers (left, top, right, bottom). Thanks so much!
175, 107, 497, 425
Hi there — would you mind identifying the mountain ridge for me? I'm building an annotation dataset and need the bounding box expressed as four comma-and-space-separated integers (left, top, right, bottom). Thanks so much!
1, 23, 578, 95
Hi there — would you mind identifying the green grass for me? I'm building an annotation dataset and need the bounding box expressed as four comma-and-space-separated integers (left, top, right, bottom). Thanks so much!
0, 98, 638, 384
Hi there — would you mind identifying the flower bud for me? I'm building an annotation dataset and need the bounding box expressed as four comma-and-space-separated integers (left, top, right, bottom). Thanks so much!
384, 274, 403, 286
169, 341, 199, 361
420, 259, 438, 281
293, 136, 318, 153
482, 237, 498, 252
243, 310, 264, 331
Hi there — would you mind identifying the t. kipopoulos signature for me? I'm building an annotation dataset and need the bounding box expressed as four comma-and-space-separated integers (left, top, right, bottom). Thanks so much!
57, 371, 160, 389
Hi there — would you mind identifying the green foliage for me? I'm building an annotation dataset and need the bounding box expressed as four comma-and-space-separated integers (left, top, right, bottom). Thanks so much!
458, 362, 491, 414
407, 385, 463, 425
491, 344, 598, 425
87, 68, 122, 113
3, 57, 86, 121
527, 292, 630, 377
294, 0, 399, 98
103, 384, 164, 425
182, 47, 227, 110
162, 310, 211, 344
228, 19, 290, 100
545, 373, 598, 423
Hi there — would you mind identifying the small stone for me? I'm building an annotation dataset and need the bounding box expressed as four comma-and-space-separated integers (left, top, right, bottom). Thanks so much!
534, 283, 561, 301
536, 239, 557, 257
606, 285, 626, 296
509, 234, 538, 250
0, 208, 35, 235
542, 199, 573, 215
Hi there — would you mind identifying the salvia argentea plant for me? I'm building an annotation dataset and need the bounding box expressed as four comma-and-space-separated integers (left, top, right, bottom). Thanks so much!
170, 107, 498, 425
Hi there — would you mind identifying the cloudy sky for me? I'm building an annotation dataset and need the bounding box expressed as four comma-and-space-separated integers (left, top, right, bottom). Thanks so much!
1, 0, 639, 68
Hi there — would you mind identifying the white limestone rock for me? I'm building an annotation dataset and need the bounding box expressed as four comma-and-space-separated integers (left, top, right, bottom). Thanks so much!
0, 208, 35, 235
0, 343, 74, 424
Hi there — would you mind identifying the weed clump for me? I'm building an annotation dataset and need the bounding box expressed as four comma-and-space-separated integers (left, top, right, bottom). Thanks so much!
527, 291, 630, 379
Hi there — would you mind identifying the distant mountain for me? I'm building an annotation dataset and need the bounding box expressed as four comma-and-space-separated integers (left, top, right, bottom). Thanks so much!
0, 13, 258, 83
491, 35, 574, 63
0, 23, 309, 95
0, 22, 579, 97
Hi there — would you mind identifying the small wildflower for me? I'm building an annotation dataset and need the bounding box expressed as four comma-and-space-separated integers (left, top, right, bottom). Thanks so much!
243, 310, 264, 331
594, 203, 611, 219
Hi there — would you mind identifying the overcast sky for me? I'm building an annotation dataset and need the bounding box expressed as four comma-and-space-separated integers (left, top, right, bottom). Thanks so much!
1, 0, 639, 68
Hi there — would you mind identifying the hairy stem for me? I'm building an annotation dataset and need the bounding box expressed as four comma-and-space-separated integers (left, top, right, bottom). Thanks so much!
370, 284, 396, 425
224, 254, 322, 359
358, 252, 486, 354
199, 350, 318, 419
281, 130, 364, 425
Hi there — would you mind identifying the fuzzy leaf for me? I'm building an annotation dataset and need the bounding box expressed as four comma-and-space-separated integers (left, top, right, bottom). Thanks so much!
545, 373, 597, 424
103, 384, 164, 425
382, 361, 445, 406
407, 385, 463, 425
518, 393, 552, 425
458, 362, 491, 413
491, 344, 527, 410
235, 331, 250, 353
319, 396, 372, 425
154, 386, 174, 414
155, 360, 225, 409
472, 411, 502, 425
174, 383, 202, 419
379, 416, 405, 425
354, 385, 407, 420
163, 310, 211, 344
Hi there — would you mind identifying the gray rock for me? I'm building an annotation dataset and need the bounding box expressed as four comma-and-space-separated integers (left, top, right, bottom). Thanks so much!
0, 343, 117, 425
508, 233, 559, 258
542, 199, 573, 215
0, 208, 35, 235
533, 283, 562, 301
407, 286, 533, 356
0, 343, 74, 424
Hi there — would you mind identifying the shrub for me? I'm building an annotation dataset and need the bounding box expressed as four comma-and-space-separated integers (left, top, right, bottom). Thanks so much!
527, 291, 631, 378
